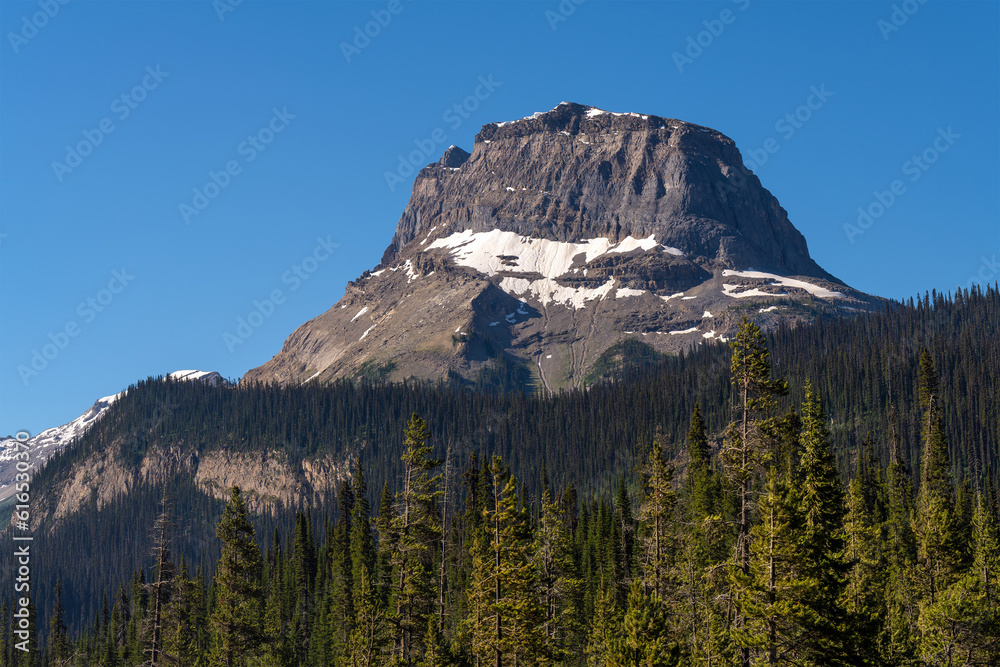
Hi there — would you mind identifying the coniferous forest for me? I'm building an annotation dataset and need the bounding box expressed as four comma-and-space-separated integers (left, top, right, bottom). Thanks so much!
2, 286, 999, 666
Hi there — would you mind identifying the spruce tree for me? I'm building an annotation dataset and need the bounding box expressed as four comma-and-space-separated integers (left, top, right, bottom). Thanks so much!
913, 350, 964, 609
210, 486, 265, 667
731, 468, 802, 666
535, 485, 584, 661
390, 413, 442, 663
638, 429, 676, 600
721, 317, 787, 667
48, 580, 70, 666
795, 384, 852, 664
470, 455, 544, 667
347, 566, 388, 667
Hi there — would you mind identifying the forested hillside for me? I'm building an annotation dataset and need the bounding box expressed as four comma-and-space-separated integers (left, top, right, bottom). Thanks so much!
1, 285, 997, 665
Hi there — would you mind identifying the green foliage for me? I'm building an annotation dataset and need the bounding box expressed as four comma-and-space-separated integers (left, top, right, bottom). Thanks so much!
11, 287, 1000, 666
210, 486, 264, 667
355, 358, 398, 383
583, 339, 664, 386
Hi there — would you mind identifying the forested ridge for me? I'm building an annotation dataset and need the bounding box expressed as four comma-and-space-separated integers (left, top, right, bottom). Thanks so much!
1, 286, 998, 666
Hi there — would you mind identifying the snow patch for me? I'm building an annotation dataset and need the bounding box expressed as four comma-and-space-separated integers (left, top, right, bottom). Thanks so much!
703, 311, 713, 318
670, 327, 699, 335
360, 325, 376, 341
500, 276, 615, 309
721, 270, 845, 299
300, 369, 322, 385
426, 230, 674, 280
616, 287, 646, 298
350, 306, 369, 322
759, 305, 779, 313
425, 230, 685, 309
585, 107, 650, 120
722, 285, 784, 299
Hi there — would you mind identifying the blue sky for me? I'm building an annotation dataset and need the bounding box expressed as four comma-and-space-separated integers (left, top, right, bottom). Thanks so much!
1, 0, 997, 435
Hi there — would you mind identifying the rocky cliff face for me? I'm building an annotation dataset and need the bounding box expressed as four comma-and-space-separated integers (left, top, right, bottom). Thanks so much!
24, 438, 351, 532
244, 103, 875, 390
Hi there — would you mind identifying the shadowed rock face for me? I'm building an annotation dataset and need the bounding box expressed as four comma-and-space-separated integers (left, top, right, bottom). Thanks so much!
244, 103, 874, 391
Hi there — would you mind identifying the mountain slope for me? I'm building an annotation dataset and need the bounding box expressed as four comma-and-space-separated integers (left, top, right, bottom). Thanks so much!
0, 371, 228, 501
244, 102, 876, 389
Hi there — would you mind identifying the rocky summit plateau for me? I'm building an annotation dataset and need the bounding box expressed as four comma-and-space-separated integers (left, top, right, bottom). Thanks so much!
244, 102, 876, 390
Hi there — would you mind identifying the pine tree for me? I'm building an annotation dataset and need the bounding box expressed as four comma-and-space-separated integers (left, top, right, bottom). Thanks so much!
162, 556, 201, 667
733, 386, 854, 666
721, 317, 787, 667
210, 486, 265, 667
146, 493, 176, 666
613, 477, 636, 597
585, 583, 621, 667
731, 467, 802, 666
606, 582, 680, 667
638, 429, 676, 600
329, 482, 354, 657
842, 470, 886, 662
884, 406, 920, 664
470, 455, 545, 667
680, 405, 727, 664
48, 580, 70, 666
795, 384, 852, 664
390, 413, 442, 663
535, 485, 584, 661
352, 467, 377, 609
919, 492, 1000, 664
376, 481, 398, 611
347, 565, 388, 667
913, 349, 965, 612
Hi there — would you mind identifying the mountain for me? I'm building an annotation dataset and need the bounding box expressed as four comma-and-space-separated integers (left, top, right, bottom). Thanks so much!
244, 102, 875, 390
0, 370, 227, 502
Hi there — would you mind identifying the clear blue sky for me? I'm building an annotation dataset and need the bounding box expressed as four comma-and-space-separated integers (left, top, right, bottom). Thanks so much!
1, 0, 997, 435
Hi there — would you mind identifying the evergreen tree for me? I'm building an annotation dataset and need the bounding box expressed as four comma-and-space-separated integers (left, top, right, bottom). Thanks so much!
919, 492, 1000, 664
638, 430, 676, 600
390, 413, 442, 663
585, 583, 621, 667
884, 407, 920, 664
329, 483, 353, 658
913, 350, 964, 609
606, 582, 680, 667
48, 580, 70, 666
794, 384, 852, 664
731, 468, 802, 666
842, 471, 886, 662
376, 481, 399, 611
347, 566, 388, 667
680, 405, 727, 665
352, 467, 377, 610
535, 485, 584, 661
721, 317, 787, 667
470, 455, 545, 667
210, 486, 265, 667
146, 494, 176, 666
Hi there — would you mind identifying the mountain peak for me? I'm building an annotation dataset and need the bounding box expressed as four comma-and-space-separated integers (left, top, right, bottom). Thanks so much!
477, 102, 723, 143
244, 103, 876, 391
